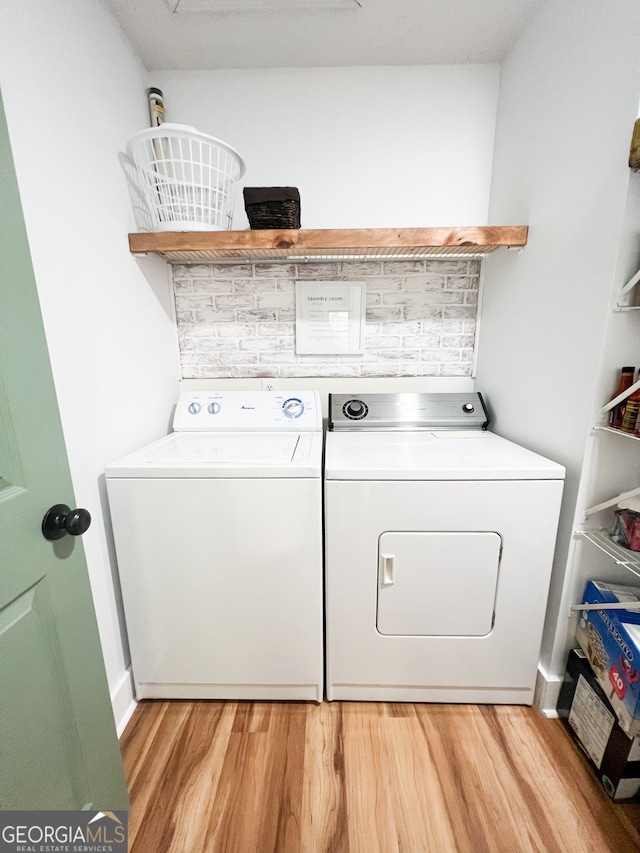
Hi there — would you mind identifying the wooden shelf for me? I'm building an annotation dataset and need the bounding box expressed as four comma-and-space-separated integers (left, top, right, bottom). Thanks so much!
128, 226, 528, 263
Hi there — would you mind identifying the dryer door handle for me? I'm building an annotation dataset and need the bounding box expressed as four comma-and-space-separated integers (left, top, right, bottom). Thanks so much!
379, 553, 395, 587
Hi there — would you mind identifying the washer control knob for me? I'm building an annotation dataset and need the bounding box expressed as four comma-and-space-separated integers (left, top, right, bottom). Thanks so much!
283, 398, 304, 418
343, 399, 368, 419
188, 401, 201, 415
462, 403, 475, 414
208, 401, 221, 415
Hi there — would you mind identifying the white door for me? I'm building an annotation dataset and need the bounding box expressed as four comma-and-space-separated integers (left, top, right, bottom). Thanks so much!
376, 531, 502, 636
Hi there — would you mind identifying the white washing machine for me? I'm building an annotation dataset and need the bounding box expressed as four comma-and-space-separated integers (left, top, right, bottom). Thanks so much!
324, 392, 565, 704
106, 390, 323, 701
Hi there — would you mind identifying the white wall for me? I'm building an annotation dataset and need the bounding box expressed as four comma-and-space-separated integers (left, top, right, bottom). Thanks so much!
478, 0, 640, 685
0, 0, 180, 730
151, 66, 500, 230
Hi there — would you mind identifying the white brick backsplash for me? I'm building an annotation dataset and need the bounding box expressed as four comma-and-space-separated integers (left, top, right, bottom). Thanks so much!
443, 305, 477, 319
173, 264, 214, 277
340, 262, 383, 276
219, 351, 259, 365
366, 277, 403, 291
380, 321, 422, 335
440, 363, 474, 376
178, 324, 218, 338
382, 292, 425, 306
215, 294, 255, 309
258, 324, 294, 337
236, 309, 278, 322
216, 324, 257, 338
317, 363, 362, 377
442, 335, 475, 348
254, 263, 296, 278
171, 258, 480, 378
410, 306, 444, 320
425, 259, 470, 273
363, 335, 403, 349
234, 279, 277, 293
382, 260, 425, 274
193, 308, 236, 323
446, 276, 476, 290
256, 293, 293, 309
413, 363, 445, 375
211, 264, 254, 278
402, 334, 441, 349
192, 280, 234, 294
421, 349, 464, 362
261, 351, 303, 364
360, 364, 401, 376
366, 307, 404, 322
377, 350, 420, 362
295, 263, 342, 279
175, 295, 214, 311
181, 351, 222, 365
239, 337, 281, 351
424, 319, 464, 334
179, 337, 225, 352
402, 275, 446, 291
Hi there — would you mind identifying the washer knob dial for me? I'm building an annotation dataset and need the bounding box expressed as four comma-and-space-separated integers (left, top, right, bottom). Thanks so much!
343, 399, 368, 420
208, 401, 221, 415
462, 403, 475, 414
188, 401, 201, 415
283, 398, 304, 418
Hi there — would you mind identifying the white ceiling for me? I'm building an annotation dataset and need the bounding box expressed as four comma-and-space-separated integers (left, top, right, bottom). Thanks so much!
102, 0, 543, 71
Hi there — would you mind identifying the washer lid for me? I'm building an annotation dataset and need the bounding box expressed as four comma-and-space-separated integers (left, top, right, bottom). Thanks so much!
106, 431, 322, 478
324, 430, 565, 480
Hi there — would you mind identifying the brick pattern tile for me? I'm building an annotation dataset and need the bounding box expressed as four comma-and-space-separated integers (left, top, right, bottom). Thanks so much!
172, 259, 480, 378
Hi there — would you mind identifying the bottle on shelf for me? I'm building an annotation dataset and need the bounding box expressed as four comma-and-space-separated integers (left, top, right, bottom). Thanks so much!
610, 366, 636, 429
147, 87, 165, 127
619, 371, 640, 433
620, 387, 640, 432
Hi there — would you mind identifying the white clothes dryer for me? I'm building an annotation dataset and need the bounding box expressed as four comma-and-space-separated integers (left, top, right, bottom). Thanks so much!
106, 390, 323, 701
324, 392, 565, 704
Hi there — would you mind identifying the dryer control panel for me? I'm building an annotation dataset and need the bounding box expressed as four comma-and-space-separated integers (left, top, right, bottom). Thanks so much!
173, 390, 322, 432
328, 392, 489, 431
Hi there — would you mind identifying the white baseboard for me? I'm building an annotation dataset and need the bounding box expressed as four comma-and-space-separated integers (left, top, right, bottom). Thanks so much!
534, 663, 563, 718
111, 668, 138, 738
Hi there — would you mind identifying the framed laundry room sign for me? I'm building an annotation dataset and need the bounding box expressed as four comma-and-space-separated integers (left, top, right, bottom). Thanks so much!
295, 280, 366, 354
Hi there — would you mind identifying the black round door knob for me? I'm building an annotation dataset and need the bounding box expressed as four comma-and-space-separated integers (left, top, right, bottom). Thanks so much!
42, 504, 91, 541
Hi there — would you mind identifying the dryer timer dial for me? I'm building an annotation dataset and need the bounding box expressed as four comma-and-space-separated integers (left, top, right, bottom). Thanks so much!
283, 397, 304, 418
343, 399, 369, 419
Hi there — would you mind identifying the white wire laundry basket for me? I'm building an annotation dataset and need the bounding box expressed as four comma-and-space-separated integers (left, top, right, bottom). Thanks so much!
120, 123, 246, 232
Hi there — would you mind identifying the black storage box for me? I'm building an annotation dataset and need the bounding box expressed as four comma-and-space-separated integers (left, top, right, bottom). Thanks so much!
243, 187, 301, 230
557, 648, 640, 801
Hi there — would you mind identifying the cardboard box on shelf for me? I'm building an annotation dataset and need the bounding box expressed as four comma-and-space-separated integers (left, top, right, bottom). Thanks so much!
575, 581, 640, 737
557, 648, 640, 801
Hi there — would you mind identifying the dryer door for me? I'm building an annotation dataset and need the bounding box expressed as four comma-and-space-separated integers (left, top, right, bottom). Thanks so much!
376, 531, 501, 636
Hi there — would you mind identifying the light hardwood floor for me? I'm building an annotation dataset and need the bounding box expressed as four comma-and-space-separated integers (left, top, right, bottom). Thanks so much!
121, 700, 640, 853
